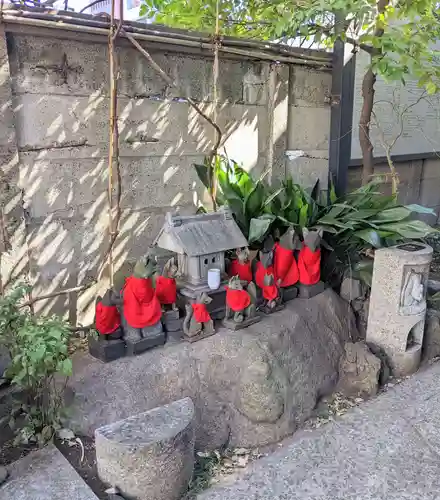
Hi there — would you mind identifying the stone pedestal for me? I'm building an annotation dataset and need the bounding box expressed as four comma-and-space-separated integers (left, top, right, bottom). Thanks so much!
88, 329, 126, 363
95, 398, 195, 500
178, 284, 226, 320
162, 309, 183, 343
297, 281, 325, 299
366, 242, 433, 377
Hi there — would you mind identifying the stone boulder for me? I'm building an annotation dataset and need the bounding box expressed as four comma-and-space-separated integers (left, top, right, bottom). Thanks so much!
95, 398, 195, 500
68, 290, 356, 450
423, 309, 440, 361
337, 342, 381, 399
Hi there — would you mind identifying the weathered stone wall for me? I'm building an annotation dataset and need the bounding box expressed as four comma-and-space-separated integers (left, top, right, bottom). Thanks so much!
0, 25, 332, 323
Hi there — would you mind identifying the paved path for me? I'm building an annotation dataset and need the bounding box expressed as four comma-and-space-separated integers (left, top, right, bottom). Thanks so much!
200, 362, 440, 500
0, 444, 98, 500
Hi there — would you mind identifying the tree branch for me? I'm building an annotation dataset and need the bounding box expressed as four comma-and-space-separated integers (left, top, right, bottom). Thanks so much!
122, 29, 222, 160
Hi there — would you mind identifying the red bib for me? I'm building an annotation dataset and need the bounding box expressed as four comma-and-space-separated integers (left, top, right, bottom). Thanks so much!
155, 275, 177, 305
255, 261, 279, 301
123, 276, 162, 328
274, 242, 293, 282
95, 302, 121, 335
228, 259, 253, 283
274, 243, 299, 287
192, 303, 211, 323
225, 287, 251, 312
298, 247, 321, 285
255, 261, 274, 289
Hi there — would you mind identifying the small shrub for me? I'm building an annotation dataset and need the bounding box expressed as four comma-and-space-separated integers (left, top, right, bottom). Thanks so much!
0, 284, 72, 446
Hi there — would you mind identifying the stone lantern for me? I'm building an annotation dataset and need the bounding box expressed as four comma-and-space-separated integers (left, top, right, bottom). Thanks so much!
366, 242, 433, 377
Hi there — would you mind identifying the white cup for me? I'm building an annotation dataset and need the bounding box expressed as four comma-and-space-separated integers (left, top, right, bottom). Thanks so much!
207, 268, 221, 290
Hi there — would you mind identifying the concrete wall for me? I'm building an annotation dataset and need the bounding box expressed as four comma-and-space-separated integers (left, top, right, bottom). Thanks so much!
0, 24, 332, 323
348, 157, 440, 225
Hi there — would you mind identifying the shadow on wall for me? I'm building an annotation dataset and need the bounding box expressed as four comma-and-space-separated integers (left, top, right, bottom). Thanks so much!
0, 31, 289, 324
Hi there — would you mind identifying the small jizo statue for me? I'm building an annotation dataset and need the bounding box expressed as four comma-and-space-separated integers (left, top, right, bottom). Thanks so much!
224, 276, 260, 330
183, 292, 215, 342
228, 247, 253, 283
155, 257, 179, 311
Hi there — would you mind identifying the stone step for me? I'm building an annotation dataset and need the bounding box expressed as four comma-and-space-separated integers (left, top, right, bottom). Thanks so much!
0, 444, 98, 500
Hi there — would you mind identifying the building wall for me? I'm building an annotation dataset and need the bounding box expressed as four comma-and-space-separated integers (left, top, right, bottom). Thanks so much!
0, 25, 332, 323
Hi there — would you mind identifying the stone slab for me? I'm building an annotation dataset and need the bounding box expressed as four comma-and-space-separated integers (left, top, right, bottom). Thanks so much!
0, 444, 98, 500
198, 361, 440, 500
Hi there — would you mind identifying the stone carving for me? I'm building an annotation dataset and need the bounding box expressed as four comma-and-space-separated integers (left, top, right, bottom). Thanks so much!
89, 290, 125, 363
223, 276, 260, 330
228, 247, 253, 283
255, 238, 284, 314
273, 227, 300, 301
183, 292, 215, 342
95, 398, 195, 500
155, 257, 179, 312
235, 357, 285, 423
122, 255, 165, 355
297, 227, 325, 298
400, 269, 425, 312
337, 342, 381, 399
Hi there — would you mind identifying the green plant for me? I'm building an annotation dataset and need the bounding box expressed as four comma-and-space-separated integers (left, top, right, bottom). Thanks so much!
195, 159, 437, 284
0, 284, 72, 445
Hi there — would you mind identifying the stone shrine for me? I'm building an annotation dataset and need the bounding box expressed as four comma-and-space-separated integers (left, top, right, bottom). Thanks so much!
154, 208, 248, 319
366, 242, 433, 376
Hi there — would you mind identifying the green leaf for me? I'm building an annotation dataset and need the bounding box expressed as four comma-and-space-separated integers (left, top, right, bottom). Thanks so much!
60, 358, 73, 377
354, 229, 383, 248
329, 179, 337, 204
194, 163, 210, 190
405, 204, 436, 215
371, 207, 411, 222
379, 219, 438, 239
299, 203, 309, 228
248, 215, 275, 243
244, 183, 265, 218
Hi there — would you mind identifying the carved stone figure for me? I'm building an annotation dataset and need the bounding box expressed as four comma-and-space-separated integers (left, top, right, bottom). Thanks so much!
297, 227, 325, 298
89, 289, 126, 362
122, 255, 165, 355
254, 238, 284, 314
223, 276, 260, 330
273, 227, 300, 301
228, 247, 253, 283
183, 292, 215, 342
401, 270, 425, 308
155, 257, 179, 311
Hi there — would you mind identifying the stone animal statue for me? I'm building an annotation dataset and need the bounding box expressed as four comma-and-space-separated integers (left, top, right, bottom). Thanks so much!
94, 289, 123, 340
183, 292, 215, 339
274, 227, 300, 288
155, 257, 179, 311
122, 254, 163, 342
225, 275, 257, 323
262, 273, 283, 311
228, 247, 253, 283
254, 237, 283, 311
298, 227, 323, 285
